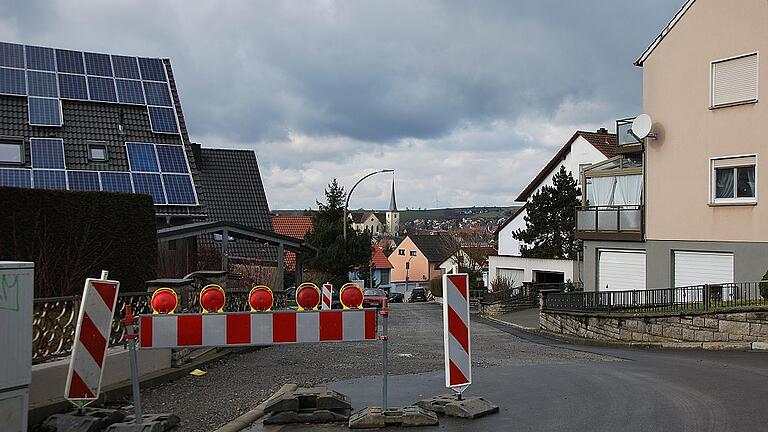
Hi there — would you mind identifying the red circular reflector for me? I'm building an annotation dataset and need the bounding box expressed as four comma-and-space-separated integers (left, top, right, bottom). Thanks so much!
340, 283, 364, 309
249, 286, 273, 311
296, 283, 321, 310
151, 288, 177, 314
200, 285, 225, 312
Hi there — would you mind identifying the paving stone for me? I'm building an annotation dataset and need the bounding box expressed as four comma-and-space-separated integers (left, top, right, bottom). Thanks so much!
720, 320, 751, 336
348, 406, 438, 428
752, 341, 768, 350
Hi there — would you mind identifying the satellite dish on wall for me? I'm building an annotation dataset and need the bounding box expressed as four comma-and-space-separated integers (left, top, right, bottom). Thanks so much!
629, 113, 656, 141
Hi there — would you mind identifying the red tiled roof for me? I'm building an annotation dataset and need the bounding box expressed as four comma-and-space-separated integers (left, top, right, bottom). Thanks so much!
272, 215, 313, 240
515, 129, 618, 202
577, 130, 619, 159
371, 247, 394, 270
272, 215, 313, 271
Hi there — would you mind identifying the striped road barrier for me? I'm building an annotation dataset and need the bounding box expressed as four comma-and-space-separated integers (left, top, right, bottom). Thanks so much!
139, 309, 378, 349
442, 273, 471, 392
65, 272, 120, 402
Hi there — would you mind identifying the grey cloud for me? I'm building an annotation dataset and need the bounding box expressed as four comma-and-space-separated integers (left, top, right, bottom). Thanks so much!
0, 0, 683, 207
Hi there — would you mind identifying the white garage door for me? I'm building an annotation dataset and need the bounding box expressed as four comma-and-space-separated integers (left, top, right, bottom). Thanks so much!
496, 268, 524, 287
598, 250, 646, 292
673, 251, 734, 287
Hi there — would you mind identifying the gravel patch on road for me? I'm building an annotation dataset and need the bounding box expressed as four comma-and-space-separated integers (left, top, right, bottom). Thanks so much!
137, 303, 612, 431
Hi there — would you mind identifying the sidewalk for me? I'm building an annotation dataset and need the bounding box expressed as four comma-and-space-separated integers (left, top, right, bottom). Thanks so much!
493, 307, 540, 330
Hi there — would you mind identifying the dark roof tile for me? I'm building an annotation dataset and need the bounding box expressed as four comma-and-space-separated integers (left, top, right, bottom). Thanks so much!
409, 234, 460, 263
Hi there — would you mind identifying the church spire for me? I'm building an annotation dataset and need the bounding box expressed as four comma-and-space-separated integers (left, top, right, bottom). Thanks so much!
389, 178, 398, 212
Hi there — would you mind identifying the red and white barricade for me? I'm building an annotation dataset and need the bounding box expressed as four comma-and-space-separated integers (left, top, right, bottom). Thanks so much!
65, 276, 120, 401
139, 309, 378, 349
442, 273, 471, 390
322, 283, 333, 310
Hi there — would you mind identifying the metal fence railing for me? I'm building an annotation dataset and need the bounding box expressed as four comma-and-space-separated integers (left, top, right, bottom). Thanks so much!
31, 288, 270, 364
576, 205, 643, 233
543, 281, 768, 314
482, 282, 582, 306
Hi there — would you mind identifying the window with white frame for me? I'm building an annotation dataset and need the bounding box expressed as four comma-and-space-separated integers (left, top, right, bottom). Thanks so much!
0, 138, 24, 164
711, 53, 758, 108
711, 155, 757, 203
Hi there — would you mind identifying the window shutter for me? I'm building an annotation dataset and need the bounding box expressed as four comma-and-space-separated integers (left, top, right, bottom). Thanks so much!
712, 155, 756, 168
711, 53, 758, 107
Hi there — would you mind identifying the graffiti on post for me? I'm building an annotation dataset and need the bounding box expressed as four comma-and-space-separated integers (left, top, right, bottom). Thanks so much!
0, 273, 20, 311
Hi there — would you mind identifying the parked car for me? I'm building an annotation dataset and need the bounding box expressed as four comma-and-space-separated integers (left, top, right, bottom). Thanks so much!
363, 289, 387, 308
410, 287, 427, 302
388, 292, 404, 303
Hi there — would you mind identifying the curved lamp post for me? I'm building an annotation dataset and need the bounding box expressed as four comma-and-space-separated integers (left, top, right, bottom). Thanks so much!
344, 169, 394, 242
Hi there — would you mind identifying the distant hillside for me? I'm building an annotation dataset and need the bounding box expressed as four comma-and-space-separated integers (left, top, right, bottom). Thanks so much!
272, 206, 521, 222
400, 206, 520, 223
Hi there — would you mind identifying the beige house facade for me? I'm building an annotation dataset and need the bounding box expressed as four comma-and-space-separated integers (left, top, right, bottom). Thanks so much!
389, 234, 458, 284
581, 0, 768, 291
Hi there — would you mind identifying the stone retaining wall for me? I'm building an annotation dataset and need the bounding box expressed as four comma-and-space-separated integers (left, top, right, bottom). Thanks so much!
540, 309, 768, 343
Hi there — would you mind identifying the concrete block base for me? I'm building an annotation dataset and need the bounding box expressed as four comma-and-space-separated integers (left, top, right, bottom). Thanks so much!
348, 406, 439, 428
42, 407, 125, 432
417, 393, 499, 419
262, 386, 352, 424
264, 409, 350, 424
106, 413, 180, 432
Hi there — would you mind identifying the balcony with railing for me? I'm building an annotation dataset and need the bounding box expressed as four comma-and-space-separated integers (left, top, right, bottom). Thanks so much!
616, 117, 644, 154
576, 205, 644, 241
577, 156, 644, 241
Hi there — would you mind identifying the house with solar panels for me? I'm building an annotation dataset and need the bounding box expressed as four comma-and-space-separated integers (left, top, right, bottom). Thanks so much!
0, 41, 314, 279
0, 42, 202, 215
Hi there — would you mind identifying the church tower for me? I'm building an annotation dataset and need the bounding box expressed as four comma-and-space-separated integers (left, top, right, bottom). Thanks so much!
385, 178, 399, 234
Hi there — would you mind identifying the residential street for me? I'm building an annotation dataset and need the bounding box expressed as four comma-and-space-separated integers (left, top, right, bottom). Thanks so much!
140, 303, 608, 431
141, 303, 768, 431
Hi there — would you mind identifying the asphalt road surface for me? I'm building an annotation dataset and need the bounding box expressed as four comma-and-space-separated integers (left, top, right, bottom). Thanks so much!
139, 303, 608, 431
140, 303, 768, 431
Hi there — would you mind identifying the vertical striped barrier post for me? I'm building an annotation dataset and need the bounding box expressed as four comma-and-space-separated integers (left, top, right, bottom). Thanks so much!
322, 283, 333, 310
414, 273, 497, 420
65, 271, 120, 405
442, 273, 471, 395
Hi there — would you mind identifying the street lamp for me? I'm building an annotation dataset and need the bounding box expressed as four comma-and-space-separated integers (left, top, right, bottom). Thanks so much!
343, 169, 395, 242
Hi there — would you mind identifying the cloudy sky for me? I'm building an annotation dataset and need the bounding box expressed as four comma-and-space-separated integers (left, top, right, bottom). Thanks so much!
0, 0, 682, 210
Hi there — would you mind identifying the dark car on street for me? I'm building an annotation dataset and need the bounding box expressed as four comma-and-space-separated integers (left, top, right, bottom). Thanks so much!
409, 287, 427, 302
388, 292, 404, 303
363, 289, 387, 308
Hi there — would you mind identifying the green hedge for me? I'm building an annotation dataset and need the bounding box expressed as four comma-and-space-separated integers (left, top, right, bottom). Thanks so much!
0, 187, 157, 297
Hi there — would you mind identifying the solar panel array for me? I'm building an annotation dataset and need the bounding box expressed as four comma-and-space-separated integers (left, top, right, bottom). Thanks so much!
125, 142, 197, 204
0, 138, 196, 205
0, 42, 178, 133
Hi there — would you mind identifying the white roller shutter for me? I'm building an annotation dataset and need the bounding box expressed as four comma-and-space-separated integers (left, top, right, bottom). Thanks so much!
496, 268, 524, 287
673, 251, 734, 287
598, 250, 646, 292
711, 53, 758, 107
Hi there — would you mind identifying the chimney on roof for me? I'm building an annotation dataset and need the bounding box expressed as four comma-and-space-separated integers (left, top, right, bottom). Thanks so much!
597, 127, 608, 134
191, 142, 202, 166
